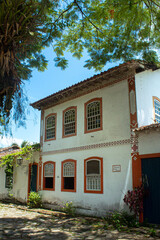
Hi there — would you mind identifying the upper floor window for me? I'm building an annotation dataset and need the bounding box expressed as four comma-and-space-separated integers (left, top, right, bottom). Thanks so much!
43, 161, 55, 190
63, 107, 77, 138
85, 98, 102, 133
153, 97, 160, 123
84, 157, 103, 194
61, 159, 76, 192
45, 114, 57, 141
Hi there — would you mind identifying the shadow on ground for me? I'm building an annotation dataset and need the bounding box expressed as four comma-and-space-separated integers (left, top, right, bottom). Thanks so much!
0, 215, 72, 239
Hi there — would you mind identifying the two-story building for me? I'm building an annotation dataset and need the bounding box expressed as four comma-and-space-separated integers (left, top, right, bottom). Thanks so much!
1, 60, 160, 223
31, 60, 160, 222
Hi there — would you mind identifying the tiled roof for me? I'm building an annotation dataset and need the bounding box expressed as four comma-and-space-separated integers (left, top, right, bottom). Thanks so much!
133, 123, 160, 132
31, 60, 158, 110
0, 146, 20, 158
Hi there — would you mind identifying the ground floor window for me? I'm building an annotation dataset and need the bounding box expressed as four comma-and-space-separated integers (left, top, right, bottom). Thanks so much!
61, 159, 76, 192
43, 161, 55, 190
5, 166, 13, 189
84, 157, 103, 194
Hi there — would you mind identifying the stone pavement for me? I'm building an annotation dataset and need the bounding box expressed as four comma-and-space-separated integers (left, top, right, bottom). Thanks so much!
0, 202, 160, 240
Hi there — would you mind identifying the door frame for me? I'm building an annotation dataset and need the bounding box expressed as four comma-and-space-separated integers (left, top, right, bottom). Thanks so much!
27, 163, 38, 198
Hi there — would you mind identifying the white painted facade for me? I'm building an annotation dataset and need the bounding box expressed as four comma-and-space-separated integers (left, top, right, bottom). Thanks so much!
39, 79, 133, 215
0, 166, 8, 199
135, 69, 160, 127
42, 80, 131, 152
38, 67, 160, 215
40, 146, 132, 215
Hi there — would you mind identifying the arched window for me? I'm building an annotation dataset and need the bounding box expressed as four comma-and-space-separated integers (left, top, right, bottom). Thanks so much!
153, 96, 160, 123
43, 161, 55, 190
45, 114, 56, 141
61, 160, 76, 192
84, 157, 103, 194
85, 98, 102, 133
63, 107, 77, 137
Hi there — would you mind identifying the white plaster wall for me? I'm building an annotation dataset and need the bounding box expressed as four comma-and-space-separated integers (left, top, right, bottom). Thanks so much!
0, 167, 8, 199
138, 131, 160, 155
12, 162, 29, 202
42, 80, 130, 153
135, 69, 160, 127
40, 144, 132, 216
12, 152, 40, 203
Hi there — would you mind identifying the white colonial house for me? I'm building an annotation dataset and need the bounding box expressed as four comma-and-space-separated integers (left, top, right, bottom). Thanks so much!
1, 60, 160, 223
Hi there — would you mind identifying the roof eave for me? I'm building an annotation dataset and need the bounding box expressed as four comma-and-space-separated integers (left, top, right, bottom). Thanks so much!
31, 61, 158, 110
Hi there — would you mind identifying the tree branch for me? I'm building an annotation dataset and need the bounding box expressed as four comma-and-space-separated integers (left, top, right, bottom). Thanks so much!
74, 0, 103, 33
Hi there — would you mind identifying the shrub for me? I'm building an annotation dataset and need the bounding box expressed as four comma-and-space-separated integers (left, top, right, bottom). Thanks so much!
62, 201, 76, 216
105, 211, 139, 231
28, 192, 42, 208
123, 185, 144, 217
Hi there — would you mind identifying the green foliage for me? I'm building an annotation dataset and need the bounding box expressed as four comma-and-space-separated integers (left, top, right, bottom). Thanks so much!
52, 0, 160, 71
62, 201, 76, 217
148, 228, 156, 237
21, 141, 30, 148
0, 0, 50, 128
105, 211, 139, 231
0, 0, 160, 129
28, 192, 42, 208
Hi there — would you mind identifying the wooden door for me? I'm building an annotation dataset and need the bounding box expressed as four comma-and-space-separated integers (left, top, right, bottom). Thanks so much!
142, 157, 160, 224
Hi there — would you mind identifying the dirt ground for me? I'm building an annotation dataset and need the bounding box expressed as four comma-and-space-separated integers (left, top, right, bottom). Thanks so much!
0, 202, 160, 240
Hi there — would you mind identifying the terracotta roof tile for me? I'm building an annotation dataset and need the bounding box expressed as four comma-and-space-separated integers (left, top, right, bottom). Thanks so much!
133, 123, 160, 132
0, 146, 20, 159
31, 60, 157, 110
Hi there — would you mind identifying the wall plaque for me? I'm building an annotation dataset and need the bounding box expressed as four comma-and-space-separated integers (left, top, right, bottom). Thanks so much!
112, 165, 121, 172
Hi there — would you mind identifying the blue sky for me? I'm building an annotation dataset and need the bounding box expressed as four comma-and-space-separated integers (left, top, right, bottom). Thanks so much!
0, 47, 118, 148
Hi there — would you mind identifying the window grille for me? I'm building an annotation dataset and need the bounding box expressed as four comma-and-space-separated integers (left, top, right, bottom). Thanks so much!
86, 175, 101, 190
64, 109, 75, 135
86, 160, 101, 191
63, 162, 75, 177
87, 101, 101, 130
44, 163, 54, 177
154, 99, 160, 123
46, 115, 55, 139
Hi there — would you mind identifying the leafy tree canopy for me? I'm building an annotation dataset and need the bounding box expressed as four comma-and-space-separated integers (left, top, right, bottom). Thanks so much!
0, 0, 160, 130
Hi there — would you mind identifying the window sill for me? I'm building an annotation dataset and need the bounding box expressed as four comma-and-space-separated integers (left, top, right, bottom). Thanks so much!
43, 188, 55, 191
61, 189, 76, 192
84, 190, 103, 194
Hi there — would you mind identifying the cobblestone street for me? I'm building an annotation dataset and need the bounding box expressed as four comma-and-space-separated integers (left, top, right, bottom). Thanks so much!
0, 202, 160, 240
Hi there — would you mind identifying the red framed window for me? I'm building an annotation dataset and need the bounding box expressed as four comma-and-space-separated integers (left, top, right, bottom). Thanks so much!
45, 113, 57, 141
84, 157, 103, 194
61, 159, 76, 192
62, 106, 77, 138
84, 98, 102, 133
43, 161, 55, 191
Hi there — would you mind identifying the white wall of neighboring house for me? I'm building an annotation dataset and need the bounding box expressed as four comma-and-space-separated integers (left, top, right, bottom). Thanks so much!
138, 131, 160, 155
135, 69, 160, 127
0, 166, 8, 199
0, 152, 39, 203
12, 152, 39, 202
12, 162, 29, 203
